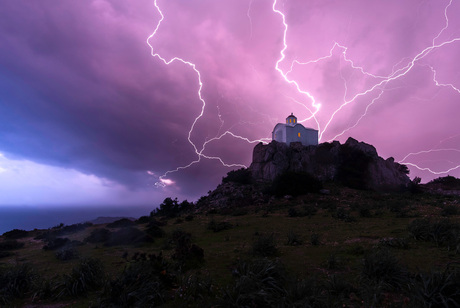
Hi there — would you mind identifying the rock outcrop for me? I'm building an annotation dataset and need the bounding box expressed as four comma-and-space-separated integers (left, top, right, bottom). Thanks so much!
249, 137, 411, 191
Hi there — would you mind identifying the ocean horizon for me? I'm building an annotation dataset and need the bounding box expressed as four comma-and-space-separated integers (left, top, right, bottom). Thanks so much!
0, 205, 155, 234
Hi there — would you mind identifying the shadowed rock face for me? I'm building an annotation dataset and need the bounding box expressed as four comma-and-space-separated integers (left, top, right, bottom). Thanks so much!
249, 137, 411, 191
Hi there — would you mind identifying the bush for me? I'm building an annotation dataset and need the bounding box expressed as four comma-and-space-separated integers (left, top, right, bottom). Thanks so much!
378, 237, 409, 250
171, 230, 204, 270
361, 249, 408, 290
252, 233, 277, 257
153, 198, 194, 218
217, 258, 287, 307
0, 240, 24, 251
100, 253, 174, 307
106, 218, 135, 228
2, 229, 28, 239
310, 233, 321, 246
135, 215, 151, 224
286, 230, 302, 246
222, 168, 252, 185
271, 171, 322, 197
145, 224, 166, 238
105, 227, 150, 246
207, 219, 233, 232
55, 258, 105, 298
0, 252, 12, 259
0, 263, 38, 305
85, 228, 111, 243
55, 247, 79, 261
442, 205, 459, 217
408, 218, 460, 247
409, 268, 460, 307
42, 237, 71, 250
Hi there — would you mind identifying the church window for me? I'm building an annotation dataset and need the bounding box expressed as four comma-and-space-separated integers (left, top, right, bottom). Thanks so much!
289, 118, 292, 123
298, 132, 301, 137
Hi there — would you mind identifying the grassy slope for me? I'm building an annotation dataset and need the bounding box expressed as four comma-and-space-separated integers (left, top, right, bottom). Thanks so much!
1, 185, 460, 306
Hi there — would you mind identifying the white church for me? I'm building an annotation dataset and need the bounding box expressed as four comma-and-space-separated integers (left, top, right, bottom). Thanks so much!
272, 113, 318, 146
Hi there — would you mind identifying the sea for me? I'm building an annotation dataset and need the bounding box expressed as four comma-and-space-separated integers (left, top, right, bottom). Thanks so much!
0, 205, 155, 234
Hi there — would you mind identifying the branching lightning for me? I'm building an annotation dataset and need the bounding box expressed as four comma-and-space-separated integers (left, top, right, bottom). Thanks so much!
148, 0, 459, 187
147, 0, 268, 187
272, 0, 460, 178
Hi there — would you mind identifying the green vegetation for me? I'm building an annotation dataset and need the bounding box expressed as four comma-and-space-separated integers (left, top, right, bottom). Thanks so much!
1, 183, 460, 306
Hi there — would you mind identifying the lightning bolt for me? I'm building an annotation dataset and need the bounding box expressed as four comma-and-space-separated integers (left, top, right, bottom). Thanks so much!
148, 0, 459, 187
272, 0, 460, 178
147, 0, 268, 187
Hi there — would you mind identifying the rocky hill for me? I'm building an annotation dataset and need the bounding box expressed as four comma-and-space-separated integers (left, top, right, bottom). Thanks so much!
249, 137, 411, 191
198, 138, 411, 210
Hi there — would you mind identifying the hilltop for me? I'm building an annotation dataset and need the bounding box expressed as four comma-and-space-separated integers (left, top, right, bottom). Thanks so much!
197, 137, 412, 210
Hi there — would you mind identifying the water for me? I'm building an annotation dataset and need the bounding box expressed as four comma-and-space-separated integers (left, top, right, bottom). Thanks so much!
0, 205, 155, 234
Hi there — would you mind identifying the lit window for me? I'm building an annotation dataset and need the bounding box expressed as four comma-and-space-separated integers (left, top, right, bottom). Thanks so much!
298, 132, 301, 137
289, 119, 291, 123
294, 119, 296, 123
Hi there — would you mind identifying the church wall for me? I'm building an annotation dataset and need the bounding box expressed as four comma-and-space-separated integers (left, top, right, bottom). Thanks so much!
272, 124, 286, 143
286, 125, 318, 146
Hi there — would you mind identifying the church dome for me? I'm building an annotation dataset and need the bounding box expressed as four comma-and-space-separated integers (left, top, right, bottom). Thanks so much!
286, 113, 297, 125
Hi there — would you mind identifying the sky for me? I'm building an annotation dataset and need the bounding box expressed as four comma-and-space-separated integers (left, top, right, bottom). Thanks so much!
0, 0, 459, 215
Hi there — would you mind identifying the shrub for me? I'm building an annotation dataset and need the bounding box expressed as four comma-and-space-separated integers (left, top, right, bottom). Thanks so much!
105, 227, 150, 246
286, 230, 302, 246
442, 205, 459, 217
271, 171, 322, 197
0, 240, 24, 251
222, 168, 252, 185
175, 272, 214, 304
135, 215, 151, 224
217, 258, 287, 307
310, 233, 321, 246
0, 263, 38, 305
106, 218, 135, 228
171, 230, 204, 270
285, 278, 326, 307
85, 228, 111, 243
55, 258, 105, 298
361, 249, 408, 290
378, 237, 409, 250
333, 207, 356, 222
2, 229, 28, 239
145, 224, 166, 238
0, 251, 12, 259
43, 238, 70, 250
409, 268, 460, 307
153, 198, 194, 218
252, 233, 277, 257
207, 219, 233, 232
55, 247, 79, 261
408, 218, 460, 247
100, 253, 175, 307
184, 214, 194, 221
408, 218, 431, 241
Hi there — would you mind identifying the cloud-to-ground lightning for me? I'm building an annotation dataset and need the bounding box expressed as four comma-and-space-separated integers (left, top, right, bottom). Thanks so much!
147, 0, 269, 187
272, 0, 460, 177
148, 0, 459, 187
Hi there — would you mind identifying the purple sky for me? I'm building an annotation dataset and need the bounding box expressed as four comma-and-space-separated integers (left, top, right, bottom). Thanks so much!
0, 0, 459, 208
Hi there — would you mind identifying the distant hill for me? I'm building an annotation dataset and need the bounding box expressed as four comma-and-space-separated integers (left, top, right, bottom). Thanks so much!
87, 216, 135, 224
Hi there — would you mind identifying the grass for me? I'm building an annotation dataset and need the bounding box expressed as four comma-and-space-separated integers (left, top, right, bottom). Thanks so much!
0, 186, 459, 305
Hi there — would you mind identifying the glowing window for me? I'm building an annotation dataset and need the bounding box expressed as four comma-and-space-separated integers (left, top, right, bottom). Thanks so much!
294, 119, 296, 123
289, 119, 291, 123
298, 132, 301, 137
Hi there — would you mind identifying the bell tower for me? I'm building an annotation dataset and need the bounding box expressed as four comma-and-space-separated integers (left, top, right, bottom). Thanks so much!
286, 113, 297, 126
